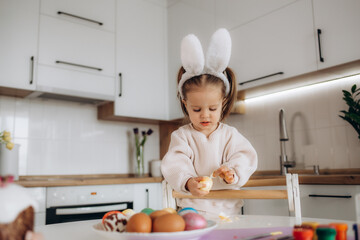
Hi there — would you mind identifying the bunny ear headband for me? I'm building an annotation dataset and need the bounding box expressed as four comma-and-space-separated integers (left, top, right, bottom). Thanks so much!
178, 28, 232, 99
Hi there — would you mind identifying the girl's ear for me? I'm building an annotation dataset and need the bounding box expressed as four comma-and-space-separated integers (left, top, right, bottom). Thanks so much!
182, 99, 187, 108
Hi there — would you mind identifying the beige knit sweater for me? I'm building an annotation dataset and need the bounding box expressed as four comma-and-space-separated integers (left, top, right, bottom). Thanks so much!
161, 123, 258, 216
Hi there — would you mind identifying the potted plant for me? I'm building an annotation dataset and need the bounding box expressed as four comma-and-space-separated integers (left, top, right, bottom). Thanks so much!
339, 84, 360, 140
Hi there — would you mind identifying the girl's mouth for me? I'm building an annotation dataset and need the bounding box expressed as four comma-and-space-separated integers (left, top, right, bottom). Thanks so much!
200, 122, 210, 126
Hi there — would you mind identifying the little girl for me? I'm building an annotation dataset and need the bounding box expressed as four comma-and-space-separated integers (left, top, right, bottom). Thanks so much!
161, 28, 258, 218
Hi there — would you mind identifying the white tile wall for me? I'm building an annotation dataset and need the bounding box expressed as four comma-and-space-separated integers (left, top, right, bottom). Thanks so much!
227, 74, 360, 171
0, 97, 160, 175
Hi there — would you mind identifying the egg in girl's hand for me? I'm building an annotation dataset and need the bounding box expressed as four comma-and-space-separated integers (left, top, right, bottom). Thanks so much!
199, 176, 213, 192
182, 212, 207, 230
153, 214, 185, 232
126, 213, 152, 233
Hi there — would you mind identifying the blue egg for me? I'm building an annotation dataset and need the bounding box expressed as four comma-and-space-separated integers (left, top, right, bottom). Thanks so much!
178, 207, 198, 216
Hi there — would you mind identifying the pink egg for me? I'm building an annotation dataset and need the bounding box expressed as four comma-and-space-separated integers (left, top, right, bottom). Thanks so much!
182, 212, 207, 230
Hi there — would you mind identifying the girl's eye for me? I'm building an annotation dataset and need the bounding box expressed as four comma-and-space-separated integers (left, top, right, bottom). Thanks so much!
210, 108, 217, 111
193, 109, 201, 112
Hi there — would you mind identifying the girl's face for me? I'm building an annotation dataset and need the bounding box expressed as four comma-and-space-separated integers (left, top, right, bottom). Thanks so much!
183, 84, 223, 137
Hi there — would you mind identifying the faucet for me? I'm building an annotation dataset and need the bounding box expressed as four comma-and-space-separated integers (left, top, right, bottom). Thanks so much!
279, 109, 295, 175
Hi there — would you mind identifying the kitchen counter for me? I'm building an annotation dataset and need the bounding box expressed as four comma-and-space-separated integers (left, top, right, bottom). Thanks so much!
17, 174, 163, 187
16, 169, 360, 187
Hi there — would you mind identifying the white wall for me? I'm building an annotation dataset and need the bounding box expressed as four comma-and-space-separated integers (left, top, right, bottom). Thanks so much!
227, 74, 360, 171
0, 97, 160, 175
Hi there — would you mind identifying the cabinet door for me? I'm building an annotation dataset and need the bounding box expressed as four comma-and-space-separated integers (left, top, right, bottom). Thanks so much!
231, 0, 317, 89
37, 15, 115, 100
115, 0, 167, 120
133, 183, 162, 212
0, 0, 39, 90
300, 185, 360, 221
40, 0, 115, 32
215, 0, 296, 30
242, 186, 289, 216
312, 0, 360, 69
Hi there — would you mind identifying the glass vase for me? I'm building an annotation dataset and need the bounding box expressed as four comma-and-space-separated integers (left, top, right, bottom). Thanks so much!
0, 144, 20, 180
135, 145, 145, 177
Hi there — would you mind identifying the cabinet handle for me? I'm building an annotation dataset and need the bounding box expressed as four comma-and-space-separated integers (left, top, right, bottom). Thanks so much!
309, 194, 352, 199
118, 73, 122, 97
239, 72, 284, 85
317, 29, 324, 62
146, 188, 149, 208
55, 60, 102, 71
57, 11, 103, 26
30, 56, 34, 85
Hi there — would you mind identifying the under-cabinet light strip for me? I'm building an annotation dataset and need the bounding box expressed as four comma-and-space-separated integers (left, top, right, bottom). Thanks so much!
245, 73, 360, 103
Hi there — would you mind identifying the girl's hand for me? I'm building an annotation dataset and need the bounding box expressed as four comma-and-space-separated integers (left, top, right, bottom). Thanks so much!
213, 166, 235, 184
185, 177, 211, 197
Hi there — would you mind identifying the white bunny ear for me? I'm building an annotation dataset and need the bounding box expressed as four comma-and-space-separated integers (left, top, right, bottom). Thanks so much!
181, 34, 204, 75
205, 28, 231, 73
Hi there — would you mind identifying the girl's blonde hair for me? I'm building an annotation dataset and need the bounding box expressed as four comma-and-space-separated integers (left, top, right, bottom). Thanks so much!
177, 66, 237, 121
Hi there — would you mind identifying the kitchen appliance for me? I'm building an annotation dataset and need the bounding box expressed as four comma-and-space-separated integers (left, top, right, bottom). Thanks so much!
46, 184, 134, 225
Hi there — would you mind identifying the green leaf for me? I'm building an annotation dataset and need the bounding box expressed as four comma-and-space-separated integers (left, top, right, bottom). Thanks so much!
351, 84, 357, 93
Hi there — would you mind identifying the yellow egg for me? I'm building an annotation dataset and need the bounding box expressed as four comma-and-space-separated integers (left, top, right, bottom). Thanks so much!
126, 213, 151, 233
163, 207, 177, 214
153, 214, 185, 232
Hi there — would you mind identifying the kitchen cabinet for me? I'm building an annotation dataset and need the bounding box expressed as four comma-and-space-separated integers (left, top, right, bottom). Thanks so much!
300, 185, 360, 221
25, 187, 46, 226
215, 0, 296, 30
312, 0, 360, 70
133, 183, 162, 212
167, 0, 217, 120
242, 186, 289, 216
231, 0, 317, 90
114, 0, 168, 120
0, 0, 39, 91
36, 0, 115, 101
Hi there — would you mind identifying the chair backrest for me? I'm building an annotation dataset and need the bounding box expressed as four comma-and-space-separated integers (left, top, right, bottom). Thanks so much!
162, 173, 301, 224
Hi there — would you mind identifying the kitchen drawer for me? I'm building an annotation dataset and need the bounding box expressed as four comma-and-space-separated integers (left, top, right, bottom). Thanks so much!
38, 15, 115, 77
40, 0, 115, 32
37, 65, 115, 100
300, 185, 360, 221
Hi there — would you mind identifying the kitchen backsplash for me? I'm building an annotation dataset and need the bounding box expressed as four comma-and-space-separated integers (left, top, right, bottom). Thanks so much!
0, 75, 359, 175
227, 74, 360, 171
0, 97, 160, 175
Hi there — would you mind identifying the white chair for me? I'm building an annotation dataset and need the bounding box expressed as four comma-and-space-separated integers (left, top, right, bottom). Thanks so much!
162, 173, 301, 224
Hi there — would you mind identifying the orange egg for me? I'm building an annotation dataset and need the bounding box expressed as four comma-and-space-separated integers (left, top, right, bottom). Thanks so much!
153, 213, 185, 232
149, 210, 170, 220
126, 213, 151, 233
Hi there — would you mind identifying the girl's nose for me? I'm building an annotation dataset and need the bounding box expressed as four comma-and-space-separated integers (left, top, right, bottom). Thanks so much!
200, 109, 210, 118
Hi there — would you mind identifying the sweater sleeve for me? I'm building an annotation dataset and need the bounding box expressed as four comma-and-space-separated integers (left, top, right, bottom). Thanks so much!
161, 129, 197, 193
221, 128, 258, 187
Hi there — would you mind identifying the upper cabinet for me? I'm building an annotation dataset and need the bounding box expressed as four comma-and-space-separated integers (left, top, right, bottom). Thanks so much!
312, 0, 360, 70
231, 0, 317, 89
167, 0, 216, 120
114, 0, 167, 120
36, 0, 116, 101
0, 0, 39, 91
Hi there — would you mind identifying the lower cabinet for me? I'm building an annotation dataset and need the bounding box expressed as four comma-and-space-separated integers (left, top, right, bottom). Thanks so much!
300, 185, 360, 221
242, 185, 360, 221
242, 186, 289, 216
25, 187, 46, 226
133, 183, 163, 213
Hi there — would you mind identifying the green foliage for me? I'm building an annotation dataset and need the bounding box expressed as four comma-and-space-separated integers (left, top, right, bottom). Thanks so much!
339, 84, 360, 140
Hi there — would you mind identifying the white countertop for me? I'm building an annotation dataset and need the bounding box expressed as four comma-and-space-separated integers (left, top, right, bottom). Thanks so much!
35, 215, 355, 240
